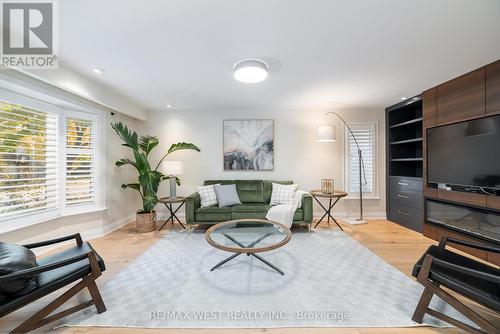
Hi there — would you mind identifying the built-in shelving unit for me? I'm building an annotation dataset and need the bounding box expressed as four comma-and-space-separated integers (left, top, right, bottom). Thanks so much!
386, 96, 424, 232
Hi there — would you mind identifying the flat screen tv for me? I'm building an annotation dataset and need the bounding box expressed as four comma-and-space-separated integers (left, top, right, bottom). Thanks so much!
427, 115, 500, 190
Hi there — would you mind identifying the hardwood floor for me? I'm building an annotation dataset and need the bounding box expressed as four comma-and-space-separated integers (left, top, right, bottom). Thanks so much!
1, 219, 497, 333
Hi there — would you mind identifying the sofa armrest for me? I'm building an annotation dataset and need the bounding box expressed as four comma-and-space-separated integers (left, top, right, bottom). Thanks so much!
185, 192, 201, 224
301, 193, 313, 223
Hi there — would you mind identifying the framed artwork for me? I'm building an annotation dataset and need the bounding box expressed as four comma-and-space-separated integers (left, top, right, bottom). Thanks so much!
223, 119, 274, 170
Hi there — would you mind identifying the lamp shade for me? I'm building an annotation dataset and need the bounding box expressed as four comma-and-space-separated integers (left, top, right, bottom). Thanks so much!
316, 125, 336, 142
162, 160, 183, 176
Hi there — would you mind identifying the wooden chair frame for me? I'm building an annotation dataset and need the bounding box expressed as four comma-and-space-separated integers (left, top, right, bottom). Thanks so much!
412, 237, 500, 334
0, 234, 106, 333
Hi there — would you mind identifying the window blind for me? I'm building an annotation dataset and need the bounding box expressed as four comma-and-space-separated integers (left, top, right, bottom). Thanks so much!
346, 124, 376, 195
0, 102, 58, 218
65, 116, 95, 207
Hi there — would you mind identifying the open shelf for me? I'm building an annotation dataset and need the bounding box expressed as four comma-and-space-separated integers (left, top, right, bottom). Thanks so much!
390, 117, 423, 129
391, 158, 423, 162
390, 138, 423, 145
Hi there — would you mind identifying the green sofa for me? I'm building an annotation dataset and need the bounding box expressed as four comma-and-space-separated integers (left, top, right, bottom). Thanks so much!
185, 180, 313, 229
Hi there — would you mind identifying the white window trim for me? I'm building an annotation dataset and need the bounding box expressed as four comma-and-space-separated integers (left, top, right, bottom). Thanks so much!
343, 121, 380, 200
0, 87, 105, 234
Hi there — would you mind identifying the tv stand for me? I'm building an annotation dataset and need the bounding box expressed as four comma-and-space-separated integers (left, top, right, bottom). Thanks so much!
428, 183, 500, 197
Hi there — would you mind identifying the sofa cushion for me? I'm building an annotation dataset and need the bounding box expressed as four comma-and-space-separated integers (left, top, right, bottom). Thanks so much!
263, 180, 293, 203
270, 183, 298, 205
195, 206, 232, 221
0, 242, 38, 296
214, 184, 241, 207
231, 203, 269, 220
235, 180, 264, 203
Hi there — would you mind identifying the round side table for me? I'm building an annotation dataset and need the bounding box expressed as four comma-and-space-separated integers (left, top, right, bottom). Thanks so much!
158, 196, 186, 230
309, 190, 348, 230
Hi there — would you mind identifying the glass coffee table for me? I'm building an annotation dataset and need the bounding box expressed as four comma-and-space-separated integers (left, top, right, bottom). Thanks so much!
205, 219, 292, 275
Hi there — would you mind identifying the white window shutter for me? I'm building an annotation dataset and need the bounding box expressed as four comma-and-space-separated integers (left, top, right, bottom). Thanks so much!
65, 114, 97, 208
345, 124, 376, 195
0, 102, 59, 218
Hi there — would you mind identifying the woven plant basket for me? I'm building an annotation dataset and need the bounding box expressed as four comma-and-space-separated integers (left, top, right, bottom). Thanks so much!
136, 211, 156, 233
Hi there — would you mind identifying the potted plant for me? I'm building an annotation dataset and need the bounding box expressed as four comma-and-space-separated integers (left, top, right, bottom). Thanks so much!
112, 122, 200, 233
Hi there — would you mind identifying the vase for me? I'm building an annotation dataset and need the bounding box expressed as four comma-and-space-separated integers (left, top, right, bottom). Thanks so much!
321, 179, 335, 194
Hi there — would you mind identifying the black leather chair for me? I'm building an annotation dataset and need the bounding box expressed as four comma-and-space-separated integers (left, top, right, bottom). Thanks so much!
412, 236, 500, 334
0, 233, 106, 333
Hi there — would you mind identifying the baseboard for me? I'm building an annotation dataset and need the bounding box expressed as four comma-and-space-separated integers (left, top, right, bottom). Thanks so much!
34, 214, 135, 256
157, 209, 387, 221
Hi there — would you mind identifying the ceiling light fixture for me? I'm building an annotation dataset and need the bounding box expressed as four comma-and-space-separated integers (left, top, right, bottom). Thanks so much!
92, 68, 105, 74
233, 59, 268, 83
166, 104, 172, 108
400, 97, 407, 101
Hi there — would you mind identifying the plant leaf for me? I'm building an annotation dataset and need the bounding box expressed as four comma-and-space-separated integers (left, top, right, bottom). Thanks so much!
167, 142, 201, 155
121, 183, 141, 191
111, 122, 139, 151
162, 175, 181, 186
115, 158, 138, 169
139, 170, 162, 196
142, 194, 158, 213
139, 135, 159, 156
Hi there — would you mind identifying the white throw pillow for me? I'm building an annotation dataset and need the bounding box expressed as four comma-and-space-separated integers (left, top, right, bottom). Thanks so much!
197, 184, 220, 207
270, 183, 298, 205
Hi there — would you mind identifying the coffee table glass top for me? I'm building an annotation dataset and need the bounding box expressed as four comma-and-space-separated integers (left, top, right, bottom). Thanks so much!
205, 219, 291, 254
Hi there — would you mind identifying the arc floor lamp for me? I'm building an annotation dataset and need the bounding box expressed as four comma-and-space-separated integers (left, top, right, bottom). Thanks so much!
317, 111, 367, 224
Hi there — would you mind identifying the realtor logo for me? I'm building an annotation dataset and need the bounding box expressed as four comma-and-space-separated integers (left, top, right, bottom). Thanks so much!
1, 0, 57, 68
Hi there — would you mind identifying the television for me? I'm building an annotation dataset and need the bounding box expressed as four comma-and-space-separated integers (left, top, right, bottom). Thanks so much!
427, 115, 500, 190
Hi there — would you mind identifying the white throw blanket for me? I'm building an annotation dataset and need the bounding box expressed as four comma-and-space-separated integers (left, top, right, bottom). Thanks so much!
266, 190, 309, 228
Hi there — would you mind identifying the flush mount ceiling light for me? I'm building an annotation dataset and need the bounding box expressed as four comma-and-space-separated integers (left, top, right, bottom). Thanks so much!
92, 68, 105, 74
233, 59, 268, 83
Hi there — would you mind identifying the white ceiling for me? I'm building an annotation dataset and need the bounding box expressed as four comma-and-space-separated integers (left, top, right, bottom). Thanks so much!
56, 0, 500, 112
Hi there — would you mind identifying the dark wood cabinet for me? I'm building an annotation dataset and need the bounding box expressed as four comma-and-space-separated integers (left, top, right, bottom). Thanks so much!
386, 97, 423, 232
486, 59, 500, 116
436, 67, 485, 125
423, 222, 499, 266
422, 88, 437, 128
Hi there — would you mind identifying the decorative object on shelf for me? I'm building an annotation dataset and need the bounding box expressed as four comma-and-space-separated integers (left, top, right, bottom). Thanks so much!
223, 119, 274, 170
111, 122, 200, 233
162, 160, 183, 198
233, 59, 269, 83
316, 111, 367, 224
310, 190, 348, 229
321, 179, 335, 194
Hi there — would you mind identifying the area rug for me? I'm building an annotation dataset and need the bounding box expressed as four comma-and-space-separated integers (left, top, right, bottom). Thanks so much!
60, 229, 468, 329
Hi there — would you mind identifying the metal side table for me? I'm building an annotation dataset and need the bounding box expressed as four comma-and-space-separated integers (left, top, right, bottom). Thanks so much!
310, 190, 348, 230
158, 196, 186, 230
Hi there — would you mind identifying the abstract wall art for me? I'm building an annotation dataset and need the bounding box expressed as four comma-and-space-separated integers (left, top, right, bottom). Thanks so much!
223, 119, 274, 170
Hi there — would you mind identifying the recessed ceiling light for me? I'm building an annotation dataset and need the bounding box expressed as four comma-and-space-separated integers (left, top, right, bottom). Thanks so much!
92, 68, 105, 74
400, 97, 407, 100
166, 104, 172, 108
233, 59, 268, 83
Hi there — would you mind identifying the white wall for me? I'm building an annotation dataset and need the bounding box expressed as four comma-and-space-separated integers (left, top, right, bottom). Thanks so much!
148, 108, 386, 219
0, 109, 145, 244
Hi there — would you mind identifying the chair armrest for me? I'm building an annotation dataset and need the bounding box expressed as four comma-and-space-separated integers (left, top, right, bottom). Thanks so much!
439, 236, 500, 253
22, 233, 83, 249
301, 193, 313, 223
431, 256, 500, 284
0, 251, 96, 283
185, 192, 201, 224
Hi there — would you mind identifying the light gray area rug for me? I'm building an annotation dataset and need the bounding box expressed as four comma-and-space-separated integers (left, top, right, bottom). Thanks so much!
60, 230, 467, 329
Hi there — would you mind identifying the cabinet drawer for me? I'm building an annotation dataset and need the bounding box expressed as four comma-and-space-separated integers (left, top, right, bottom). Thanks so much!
390, 189, 423, 209
390, 177, 423, 192
389, 204, 423, 233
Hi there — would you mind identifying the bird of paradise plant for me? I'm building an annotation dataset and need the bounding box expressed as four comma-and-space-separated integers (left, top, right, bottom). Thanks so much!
111, 122, 200, 214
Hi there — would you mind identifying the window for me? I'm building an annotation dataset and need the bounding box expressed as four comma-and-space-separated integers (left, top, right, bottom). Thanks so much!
0, 92, 101, 226
65, 112, 97, 209
0, 102, 58, 218
344, 123, 377, 197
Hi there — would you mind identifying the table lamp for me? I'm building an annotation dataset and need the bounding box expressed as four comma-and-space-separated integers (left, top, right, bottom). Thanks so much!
162, 160, 183, 198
